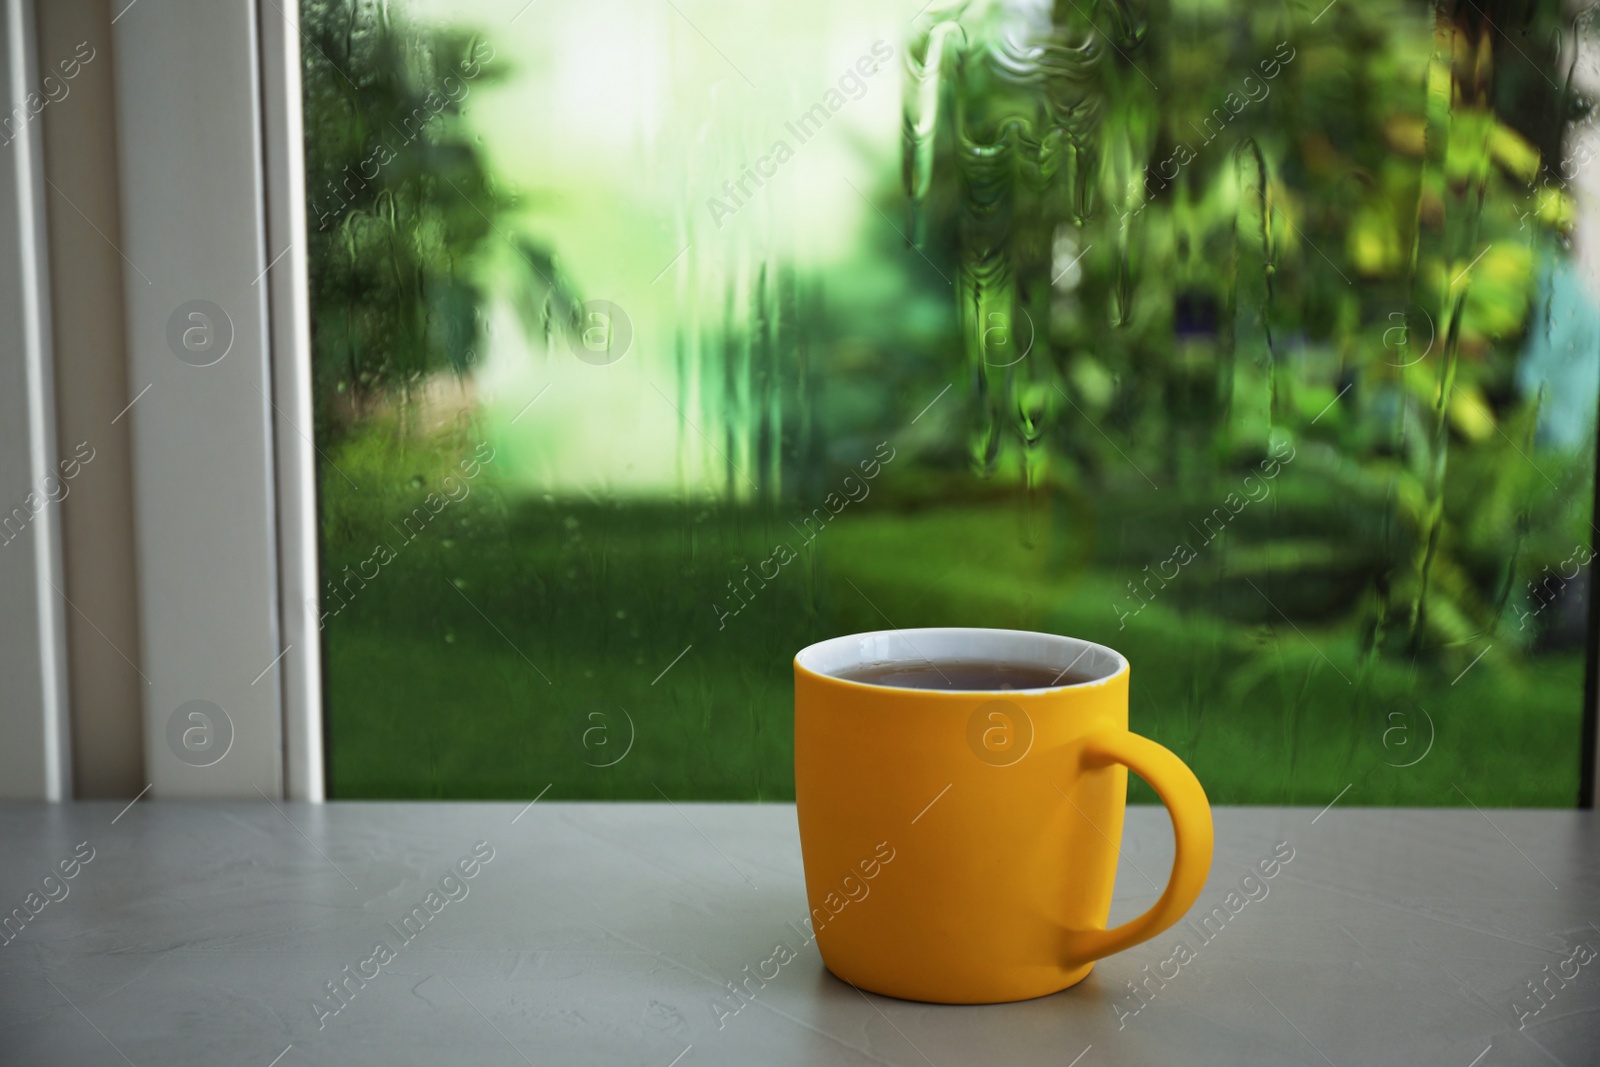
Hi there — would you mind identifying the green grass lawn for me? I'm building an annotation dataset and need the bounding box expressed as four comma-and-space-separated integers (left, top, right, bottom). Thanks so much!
320, 477, 1584, 806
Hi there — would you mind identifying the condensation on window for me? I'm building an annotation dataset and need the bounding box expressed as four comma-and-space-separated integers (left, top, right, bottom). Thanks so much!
301, 0, 1596, 805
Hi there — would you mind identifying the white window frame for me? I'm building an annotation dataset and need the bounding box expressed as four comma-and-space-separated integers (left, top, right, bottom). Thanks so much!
0, 0, 72, 801
0, 0, 322, 802
259, 0, 324, 802
107, 0, 322, 800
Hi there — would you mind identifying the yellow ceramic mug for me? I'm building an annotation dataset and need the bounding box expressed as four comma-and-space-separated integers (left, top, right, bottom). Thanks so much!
794, 627, 1213, 1003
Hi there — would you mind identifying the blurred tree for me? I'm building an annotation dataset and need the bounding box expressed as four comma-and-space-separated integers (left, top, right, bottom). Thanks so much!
902, 0, 1590, 663
300, 0, 571, 446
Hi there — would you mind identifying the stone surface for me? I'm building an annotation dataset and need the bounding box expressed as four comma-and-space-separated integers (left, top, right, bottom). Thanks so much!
0, 800, 1596, 1065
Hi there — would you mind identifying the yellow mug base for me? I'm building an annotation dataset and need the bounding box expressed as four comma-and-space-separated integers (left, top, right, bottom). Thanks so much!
821, 960, 1096, 1005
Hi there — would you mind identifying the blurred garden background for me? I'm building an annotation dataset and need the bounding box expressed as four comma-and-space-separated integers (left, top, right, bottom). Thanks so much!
301, 0, 1597, 804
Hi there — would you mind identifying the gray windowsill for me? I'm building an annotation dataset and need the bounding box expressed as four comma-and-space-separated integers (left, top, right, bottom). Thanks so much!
1, 801, 1594, 1065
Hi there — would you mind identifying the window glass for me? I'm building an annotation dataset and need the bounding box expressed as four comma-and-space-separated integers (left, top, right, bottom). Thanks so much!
302, 0, 1594, 803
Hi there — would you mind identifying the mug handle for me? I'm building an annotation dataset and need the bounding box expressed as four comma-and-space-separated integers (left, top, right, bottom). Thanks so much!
1061, 729, 1214, 966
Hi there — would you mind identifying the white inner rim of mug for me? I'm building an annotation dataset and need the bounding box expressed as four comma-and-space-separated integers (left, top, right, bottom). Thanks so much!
794, 627, 1128, 693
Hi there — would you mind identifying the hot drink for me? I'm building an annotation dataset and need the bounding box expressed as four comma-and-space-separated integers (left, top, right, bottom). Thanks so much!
835, 659, 1098, 691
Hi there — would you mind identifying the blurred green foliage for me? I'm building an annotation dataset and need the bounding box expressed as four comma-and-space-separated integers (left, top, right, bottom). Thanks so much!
902, 0, 1593, 667
302, 0, 568, 446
